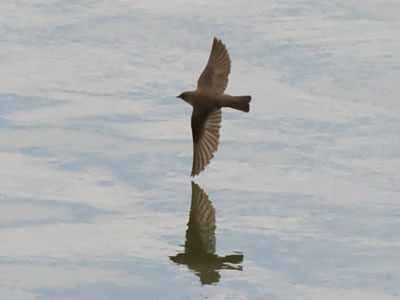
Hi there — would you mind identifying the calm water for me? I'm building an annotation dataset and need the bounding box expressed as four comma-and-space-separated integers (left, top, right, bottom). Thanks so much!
1, 1, 400, 299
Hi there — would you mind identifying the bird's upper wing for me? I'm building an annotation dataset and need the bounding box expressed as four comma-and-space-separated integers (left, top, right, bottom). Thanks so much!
191, 107, 221, 176
197, 38, 231, 94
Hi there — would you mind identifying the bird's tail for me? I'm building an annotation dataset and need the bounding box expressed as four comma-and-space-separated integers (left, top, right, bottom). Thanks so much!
224, 95, 251, 112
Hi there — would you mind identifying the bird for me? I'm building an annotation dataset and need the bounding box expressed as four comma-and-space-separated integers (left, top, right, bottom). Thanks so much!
177, 38, 251, 177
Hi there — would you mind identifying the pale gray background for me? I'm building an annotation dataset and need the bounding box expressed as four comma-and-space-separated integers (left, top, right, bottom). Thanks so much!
0, 0, 399, 299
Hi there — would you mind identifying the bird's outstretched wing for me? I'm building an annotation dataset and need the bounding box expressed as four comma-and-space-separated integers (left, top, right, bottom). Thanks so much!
191, 108, 221, 176
197, 38, 231, 94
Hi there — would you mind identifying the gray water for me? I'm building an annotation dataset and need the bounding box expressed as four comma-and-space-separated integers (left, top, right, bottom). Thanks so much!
1, 1, 400, 299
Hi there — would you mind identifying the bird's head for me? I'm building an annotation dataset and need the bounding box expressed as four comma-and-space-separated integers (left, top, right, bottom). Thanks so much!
176, 91, 193, 104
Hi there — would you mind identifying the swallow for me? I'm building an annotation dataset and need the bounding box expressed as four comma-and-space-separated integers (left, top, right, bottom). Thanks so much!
177, 38, 251, 176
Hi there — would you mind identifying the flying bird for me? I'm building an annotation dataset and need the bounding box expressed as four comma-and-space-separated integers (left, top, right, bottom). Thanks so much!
177, 38, 251, 176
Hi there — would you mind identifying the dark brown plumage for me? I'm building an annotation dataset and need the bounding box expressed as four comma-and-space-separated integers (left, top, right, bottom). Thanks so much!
177, 38, 251, 176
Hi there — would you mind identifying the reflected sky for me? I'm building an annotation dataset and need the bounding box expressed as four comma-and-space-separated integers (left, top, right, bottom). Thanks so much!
1, 0, 400, 299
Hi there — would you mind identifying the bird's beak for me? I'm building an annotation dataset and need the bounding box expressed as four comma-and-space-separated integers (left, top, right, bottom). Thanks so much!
176, 95, 180, 98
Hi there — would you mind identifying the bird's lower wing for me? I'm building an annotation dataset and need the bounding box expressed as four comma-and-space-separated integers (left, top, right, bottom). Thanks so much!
191, 108, 221, 176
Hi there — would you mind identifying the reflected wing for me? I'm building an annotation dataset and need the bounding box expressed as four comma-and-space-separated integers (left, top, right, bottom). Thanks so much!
197, 38, 231, 94
191, 108, 221, 176
188, 182, 216, 253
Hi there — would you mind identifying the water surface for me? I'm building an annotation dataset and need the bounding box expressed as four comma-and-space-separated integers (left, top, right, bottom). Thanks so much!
1, 1, 399, 299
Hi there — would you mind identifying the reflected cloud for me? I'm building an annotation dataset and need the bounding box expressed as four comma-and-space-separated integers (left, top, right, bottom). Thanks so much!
170, 182, 243, 285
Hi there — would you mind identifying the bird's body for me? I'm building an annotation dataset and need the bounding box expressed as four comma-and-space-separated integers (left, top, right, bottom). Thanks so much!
177, 38, 251, 176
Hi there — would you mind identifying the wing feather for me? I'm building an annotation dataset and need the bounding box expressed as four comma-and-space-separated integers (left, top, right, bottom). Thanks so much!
197, 38, 231, 94
191, 108, 221, 176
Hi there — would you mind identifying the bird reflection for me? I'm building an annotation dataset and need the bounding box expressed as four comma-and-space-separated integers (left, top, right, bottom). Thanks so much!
170, 181, 243, 285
